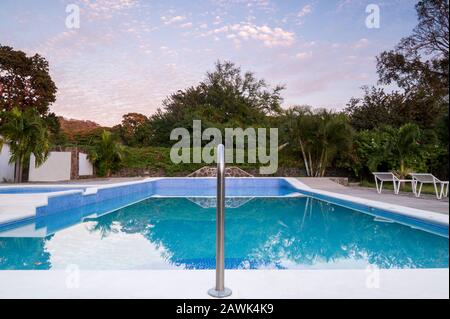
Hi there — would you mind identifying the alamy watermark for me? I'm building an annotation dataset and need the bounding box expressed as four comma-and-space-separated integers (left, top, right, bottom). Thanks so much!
170, 120, 279, 175
65, 264, 80, 289
366, 4, 380, 29
65, 4, 80, 29
365, 265, 380, 289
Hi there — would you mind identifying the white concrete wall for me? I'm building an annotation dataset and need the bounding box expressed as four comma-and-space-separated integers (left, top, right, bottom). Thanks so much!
78, 153, 93, 176
29, 152, 72, 182
0, 143, 15, 182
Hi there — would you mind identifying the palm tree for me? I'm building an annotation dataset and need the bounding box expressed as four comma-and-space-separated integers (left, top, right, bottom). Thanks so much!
0, 107, 50, 183
283, 106, 314, 176
386, 123, 421, 178
88, 130, 124, 177
315, 111, 354, 177
283, 107, 354, 177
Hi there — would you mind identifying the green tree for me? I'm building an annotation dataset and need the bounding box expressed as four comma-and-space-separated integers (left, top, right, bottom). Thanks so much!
386, 124, 420, 177
347, 0, 449, 131
0, 107, 50, 183
0, 45, 57, 118
346, 0, 449, 180
353, 124, 434, 179
429, 110, 449, 179
282, 106, 354, 177
385, 123, 422, 178
147, 61, 284, 146
115, 113, 152, 146
344, 86, 443, 130
353, 129, 393, 176
377, 0, 448, 96
88, 130, 124, 177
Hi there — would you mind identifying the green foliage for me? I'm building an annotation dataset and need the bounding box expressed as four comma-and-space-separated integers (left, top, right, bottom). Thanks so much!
347, 87, 405, 130
145, 61, 285, 146
113, 113, 152, 146
88, 130, 124, 177
344, 0, 449, 180
385, 123, 423, 177
345, 85, 448, 131
377, 0, 449, 95
0, 107, 50, 182
352, 124, 437, 179
42, 112, 62, 145
354, 129, 392, 173
436, 110, 449, 147
349, 0, 449, 132
122, 147, 203, 175
57, 127, 106, 147
121, 146, 302, 176
280, 106, 354, 177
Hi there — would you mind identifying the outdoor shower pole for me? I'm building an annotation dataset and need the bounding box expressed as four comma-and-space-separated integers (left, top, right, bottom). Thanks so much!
208, 144, 232, 298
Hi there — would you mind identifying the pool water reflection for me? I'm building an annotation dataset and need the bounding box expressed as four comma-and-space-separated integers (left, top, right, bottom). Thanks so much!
0, 197, 448, 270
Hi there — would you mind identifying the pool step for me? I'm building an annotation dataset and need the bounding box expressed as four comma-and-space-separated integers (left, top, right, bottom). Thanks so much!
0, 222, 47, 238
0, 194, 47, 226
0, 206, 35, 225
0, 194, 48, 226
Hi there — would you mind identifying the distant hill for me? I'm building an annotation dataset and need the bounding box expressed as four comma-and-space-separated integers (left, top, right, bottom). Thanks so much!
57, 117, 110, 145
58, 117, 104, 133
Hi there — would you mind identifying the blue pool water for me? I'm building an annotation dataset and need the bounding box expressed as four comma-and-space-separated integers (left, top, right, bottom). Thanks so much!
0, 197, 447, 270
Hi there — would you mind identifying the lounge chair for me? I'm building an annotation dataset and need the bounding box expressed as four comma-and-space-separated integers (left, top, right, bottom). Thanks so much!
410, 173, 449, 200
372, 172, 413, 195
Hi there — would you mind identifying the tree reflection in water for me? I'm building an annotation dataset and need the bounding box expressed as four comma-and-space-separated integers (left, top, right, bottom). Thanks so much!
87, 197, 449, 269
0, 197, 448, 270
0, 236, 52, 269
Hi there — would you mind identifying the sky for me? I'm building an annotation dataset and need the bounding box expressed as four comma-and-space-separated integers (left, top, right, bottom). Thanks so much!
0, 0, 419, 126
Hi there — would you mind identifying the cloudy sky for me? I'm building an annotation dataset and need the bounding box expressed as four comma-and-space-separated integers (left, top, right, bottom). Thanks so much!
0, 0, 418, 126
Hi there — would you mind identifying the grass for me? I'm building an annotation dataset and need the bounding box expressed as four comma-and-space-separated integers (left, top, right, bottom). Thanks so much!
359, 180, 439, 195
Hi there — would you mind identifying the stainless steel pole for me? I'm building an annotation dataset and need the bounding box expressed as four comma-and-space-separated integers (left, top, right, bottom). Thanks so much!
208, 144, 232, 298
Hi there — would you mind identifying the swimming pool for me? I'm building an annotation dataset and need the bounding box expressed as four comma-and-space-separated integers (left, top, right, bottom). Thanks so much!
0, 178, 448, 270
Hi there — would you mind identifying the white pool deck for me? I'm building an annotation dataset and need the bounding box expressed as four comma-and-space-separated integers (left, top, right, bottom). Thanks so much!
0, 269, 448, 299
0, 177, 448, 299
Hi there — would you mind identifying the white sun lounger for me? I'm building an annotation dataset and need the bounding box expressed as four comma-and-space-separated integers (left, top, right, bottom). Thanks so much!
410, 173, 449, 200
372, 172, 413, 195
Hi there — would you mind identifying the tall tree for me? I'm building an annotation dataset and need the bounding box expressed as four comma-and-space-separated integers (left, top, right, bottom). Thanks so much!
345, 87, 407, 130
0, 107, 50, 183
147, 61, 285, 146
0, 45, 57, 118
347, 0, 449, 131
377, 0, 448, 96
